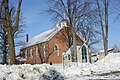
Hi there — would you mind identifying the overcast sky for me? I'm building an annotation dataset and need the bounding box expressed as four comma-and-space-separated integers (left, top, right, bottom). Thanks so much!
15, 0, 120, 52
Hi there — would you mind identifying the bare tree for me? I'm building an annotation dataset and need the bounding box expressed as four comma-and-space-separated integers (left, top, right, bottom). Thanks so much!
109, 0, 120, 21
0, 0, 22, 64
44, 0, 78, 62
96, 0, 109, 56
0, 26, 9, 64
77, 18, 101, 49
0, 3, 8, 64
0, 19, 24, 64
43, 0, 100, 62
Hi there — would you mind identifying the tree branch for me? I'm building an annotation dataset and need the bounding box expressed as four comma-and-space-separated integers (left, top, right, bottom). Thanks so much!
12, 0, 22, 35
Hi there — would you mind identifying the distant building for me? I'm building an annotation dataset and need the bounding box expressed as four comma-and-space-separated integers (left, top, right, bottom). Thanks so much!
19, 20, 90, 64
98, 48, 119, 60
91, 48, 119, 63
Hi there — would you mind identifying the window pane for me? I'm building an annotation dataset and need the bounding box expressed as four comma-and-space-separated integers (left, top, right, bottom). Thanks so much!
36, 47, 38, 56
30, 49, 33, 58
82, 46, 87, 62
25, 50, 28, 58
44, 45, 47, 57
68, 55, 71, 60
54, 45, 59, 56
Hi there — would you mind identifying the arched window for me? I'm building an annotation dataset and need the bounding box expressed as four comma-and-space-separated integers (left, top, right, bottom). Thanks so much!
43, 45, 47, 57
82, 45, 87, 63
54, 44, 59, 56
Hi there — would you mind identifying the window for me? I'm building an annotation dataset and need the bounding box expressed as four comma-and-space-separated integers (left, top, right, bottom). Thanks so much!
25, 50, 28, 58
43, 45, 47, 57
36, 47, 38, 56
68, 55, 71, 60
82, 45, 87, 63
54, 44, 59, 56
30, 48, 33, 58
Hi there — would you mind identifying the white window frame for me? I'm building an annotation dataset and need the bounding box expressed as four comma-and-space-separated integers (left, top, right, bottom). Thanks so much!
30, 48, 33, 58
25, 50, 28, 59
43, 45, 47, 57
36, 47, 39, 57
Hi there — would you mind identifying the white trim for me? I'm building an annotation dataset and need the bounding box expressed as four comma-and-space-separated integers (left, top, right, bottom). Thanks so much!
43, 45, 47, 57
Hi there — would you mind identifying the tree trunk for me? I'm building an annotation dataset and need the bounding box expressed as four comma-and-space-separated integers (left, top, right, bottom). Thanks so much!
96, 0, 108, 56
7, 28, 16, 64
71, 27, 77, 62
67, 27, 71, 48
2, 0, 22, 64
104, 0, 108, 56
104, 39, 108, 56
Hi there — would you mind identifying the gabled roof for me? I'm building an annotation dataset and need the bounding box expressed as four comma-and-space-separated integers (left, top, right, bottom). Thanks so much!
22, 27, 62, 48
21, 25, 86, 49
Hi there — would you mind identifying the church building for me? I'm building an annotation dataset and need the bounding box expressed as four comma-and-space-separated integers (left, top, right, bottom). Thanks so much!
19, 20, 90, 64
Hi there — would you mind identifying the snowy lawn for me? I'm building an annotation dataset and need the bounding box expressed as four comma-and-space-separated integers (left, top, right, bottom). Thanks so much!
91, 53, 120, 74
1, 53, 120, 80
0, 64, 64, 80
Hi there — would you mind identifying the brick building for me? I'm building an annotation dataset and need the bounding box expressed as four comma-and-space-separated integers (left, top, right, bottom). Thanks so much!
19, 20, 89, 64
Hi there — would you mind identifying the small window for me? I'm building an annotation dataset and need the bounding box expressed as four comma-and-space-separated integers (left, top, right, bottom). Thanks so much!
54, 44, 59, 56
43, 45, 47, 57
30, 48, 33, 58
68, 55, 71, 60
25, 50, 28, 58
36, 47, 38, 56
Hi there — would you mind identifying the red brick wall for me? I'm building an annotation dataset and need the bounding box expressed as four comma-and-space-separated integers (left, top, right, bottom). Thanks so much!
48, 27, 69, 64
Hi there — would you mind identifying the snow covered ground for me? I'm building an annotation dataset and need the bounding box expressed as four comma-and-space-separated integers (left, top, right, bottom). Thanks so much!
0, 53, 120, 80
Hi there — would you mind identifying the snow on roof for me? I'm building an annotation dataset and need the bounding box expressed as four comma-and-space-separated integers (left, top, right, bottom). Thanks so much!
22, 27, 62, 48
99, 48, 115, 53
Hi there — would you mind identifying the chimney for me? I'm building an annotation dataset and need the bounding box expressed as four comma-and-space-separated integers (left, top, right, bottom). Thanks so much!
26, 34, 29, 43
